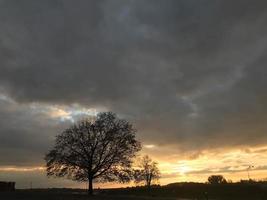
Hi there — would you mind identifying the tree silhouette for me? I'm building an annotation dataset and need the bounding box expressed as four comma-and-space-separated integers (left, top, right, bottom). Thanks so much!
208, 175, 227, 184
45, 112, 141, 195
134, 155, 160, 188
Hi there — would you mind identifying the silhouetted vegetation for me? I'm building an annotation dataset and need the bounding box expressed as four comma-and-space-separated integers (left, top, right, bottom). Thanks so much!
133, 155, 160, 188
208, 175, 227, 184
2, 180, 267, 200
104, 181, 267, 200
45, 112, 141, 195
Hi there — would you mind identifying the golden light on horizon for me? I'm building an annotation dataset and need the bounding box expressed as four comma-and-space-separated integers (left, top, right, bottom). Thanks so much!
144, 144, 156, 149
153, 145, 267, 185
1, 145, 267, 188
177, 164, 191, 175
0, 166, 45, 172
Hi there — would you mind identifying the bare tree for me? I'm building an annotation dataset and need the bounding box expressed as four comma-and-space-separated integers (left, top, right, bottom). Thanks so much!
134, 155, 160, 188
45, 112, 141, 195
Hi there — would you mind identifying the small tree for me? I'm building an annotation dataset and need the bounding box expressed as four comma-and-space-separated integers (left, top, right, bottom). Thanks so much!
134, 155, 160, 188
208, 175, 227, 184
45, 112, 141, 195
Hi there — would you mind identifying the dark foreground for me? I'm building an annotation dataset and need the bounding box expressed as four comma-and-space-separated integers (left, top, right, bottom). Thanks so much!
1, 183, 267, 200
0, 190, 177, 200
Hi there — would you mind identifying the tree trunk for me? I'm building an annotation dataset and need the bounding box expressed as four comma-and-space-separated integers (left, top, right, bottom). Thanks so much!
147, 182, 151, 190
88, 178, 93, 195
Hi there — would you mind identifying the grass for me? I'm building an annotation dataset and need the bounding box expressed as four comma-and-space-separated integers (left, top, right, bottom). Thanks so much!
1, 183, 267, 200
0, 189, 178, 200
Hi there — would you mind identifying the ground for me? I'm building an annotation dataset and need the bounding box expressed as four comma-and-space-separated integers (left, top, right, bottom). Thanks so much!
0, 190, 184, 200
1, 183, 267, 200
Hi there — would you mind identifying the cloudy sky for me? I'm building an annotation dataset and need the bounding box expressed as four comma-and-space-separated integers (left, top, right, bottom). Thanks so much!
1, 0, 267, 188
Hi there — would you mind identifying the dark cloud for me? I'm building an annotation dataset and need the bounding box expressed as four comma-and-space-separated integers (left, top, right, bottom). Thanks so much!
0, 0, 267, 168
0, 97, 70, 165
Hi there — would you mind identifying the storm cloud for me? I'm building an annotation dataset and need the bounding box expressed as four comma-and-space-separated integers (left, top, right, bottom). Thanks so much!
0, 0, 267, 172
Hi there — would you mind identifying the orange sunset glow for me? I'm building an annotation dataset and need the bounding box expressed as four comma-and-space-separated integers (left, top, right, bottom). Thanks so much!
1, 144, 267, 188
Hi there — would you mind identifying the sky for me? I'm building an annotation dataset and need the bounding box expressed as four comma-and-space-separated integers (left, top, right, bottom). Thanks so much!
0, 0, 267, 188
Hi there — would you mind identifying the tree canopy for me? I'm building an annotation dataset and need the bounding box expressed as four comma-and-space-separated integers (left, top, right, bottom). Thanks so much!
134, 155, 160, 188
208, 175, 227, 184
45, 112, 141, 195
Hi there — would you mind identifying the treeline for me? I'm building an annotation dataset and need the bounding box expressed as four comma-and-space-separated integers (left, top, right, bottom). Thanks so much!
100, 176, 267, 200
102, 181, 267, 200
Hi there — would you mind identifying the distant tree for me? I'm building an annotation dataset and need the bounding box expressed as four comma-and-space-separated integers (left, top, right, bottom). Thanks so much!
208, 175, 227, 184
134, 155, 161, 188
227, 179, 233, 183
45, 112, 141, 195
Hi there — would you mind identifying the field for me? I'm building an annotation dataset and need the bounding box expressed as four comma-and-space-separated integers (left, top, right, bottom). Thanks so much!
0, 190, 177, 200
1, 183, 267, 200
